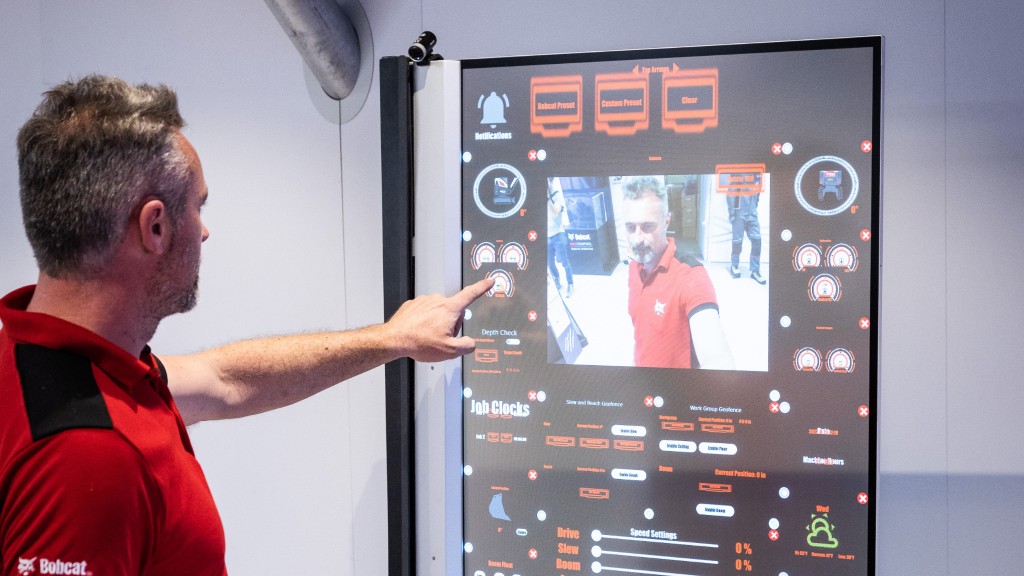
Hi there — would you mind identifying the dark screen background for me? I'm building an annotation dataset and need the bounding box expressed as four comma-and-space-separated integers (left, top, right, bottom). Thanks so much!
458, 39, 879, 576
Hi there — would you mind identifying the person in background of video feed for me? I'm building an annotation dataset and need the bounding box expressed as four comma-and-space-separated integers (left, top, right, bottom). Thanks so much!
547, 178, 575, 298
728, 192, 766, 284
622, 177, 733, 369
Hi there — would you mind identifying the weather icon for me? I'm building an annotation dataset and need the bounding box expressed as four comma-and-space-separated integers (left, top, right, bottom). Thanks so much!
806, 513, 839, 549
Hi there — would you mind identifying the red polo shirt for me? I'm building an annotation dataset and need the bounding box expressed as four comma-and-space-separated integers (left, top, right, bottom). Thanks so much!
628, 239, 718, 369
0, 286, 226, 575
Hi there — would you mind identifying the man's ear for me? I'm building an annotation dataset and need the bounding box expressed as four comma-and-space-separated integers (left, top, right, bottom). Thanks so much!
139, 199, 172, 255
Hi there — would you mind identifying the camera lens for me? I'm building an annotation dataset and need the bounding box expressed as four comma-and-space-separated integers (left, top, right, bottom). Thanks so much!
408, 31, 437, 62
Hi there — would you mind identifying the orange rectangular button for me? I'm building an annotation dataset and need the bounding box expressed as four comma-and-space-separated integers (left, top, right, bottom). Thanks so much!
715, 163, 765, 196
595, 73, 650, 136
662, 68, 719, 133
531, 76, 584, 138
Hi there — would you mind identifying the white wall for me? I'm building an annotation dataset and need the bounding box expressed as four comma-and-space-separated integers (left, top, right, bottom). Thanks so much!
1, 0, 1022, 574
0, 3, 42, 286
1, 2, 356, 573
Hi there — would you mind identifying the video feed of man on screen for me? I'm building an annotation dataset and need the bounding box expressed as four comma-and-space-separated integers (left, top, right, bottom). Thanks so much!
547, 175, 769, 371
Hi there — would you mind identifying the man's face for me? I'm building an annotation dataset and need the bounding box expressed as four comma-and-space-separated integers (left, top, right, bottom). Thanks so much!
151, 134, 209, 317
622, 191, 670, 267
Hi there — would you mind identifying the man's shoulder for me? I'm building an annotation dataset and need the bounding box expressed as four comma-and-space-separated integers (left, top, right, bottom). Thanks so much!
666, 250, 709, 277
664, 251, 716, 305
7, 342, 114, 442
667, 239, 704, 269
674, 251, 706, 269
2, 340, 126, 476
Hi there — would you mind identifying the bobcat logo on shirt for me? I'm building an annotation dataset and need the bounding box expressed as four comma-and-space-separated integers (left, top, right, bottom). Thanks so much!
17, 557, 36, 576
654, 299, 667, 317
16, 557, 89, 575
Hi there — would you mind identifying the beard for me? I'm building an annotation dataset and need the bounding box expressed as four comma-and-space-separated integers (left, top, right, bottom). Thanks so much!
629, 240, 656, 266
147, 237, 201, 320
174, 272, 200, 313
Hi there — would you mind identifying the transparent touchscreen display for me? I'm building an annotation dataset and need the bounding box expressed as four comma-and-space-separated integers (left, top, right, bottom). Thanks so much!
459, 39, 879, 576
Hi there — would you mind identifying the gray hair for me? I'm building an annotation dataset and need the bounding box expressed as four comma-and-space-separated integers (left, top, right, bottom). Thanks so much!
17, 74, 193, 279
622, 176, 668, 212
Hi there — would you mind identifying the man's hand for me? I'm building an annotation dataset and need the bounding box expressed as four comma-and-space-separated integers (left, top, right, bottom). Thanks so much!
385, 277, 495, 362
166, 277, 496, 424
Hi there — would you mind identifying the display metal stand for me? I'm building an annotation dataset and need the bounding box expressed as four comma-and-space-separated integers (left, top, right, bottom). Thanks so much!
380, 55, 415, 576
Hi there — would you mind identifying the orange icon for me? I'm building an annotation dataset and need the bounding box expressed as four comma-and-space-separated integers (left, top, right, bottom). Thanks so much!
613, 439, 644, 452
545, 435, 576, 447
475, 349, 499, 363
530, 76, 584, 138
594, 73, 650, 136
662, 68, 719, 133
699, 482, 733, 493
715, 164, 766, 196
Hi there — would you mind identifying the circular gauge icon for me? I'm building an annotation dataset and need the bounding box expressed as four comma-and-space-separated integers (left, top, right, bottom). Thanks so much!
827, 348, 855, 373
499, 242, 529, 270
473, 163, 527, 219
470, 242, 497, 269
826, 243, 858, 272
487, 269, 515, 297
794, 155, 860, 216
808, 273, 842, 302
793, 243, 823, 271
794, 347, 822, 372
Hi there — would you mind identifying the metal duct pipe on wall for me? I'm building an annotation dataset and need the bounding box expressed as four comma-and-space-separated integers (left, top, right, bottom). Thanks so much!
264, 0, 361, 100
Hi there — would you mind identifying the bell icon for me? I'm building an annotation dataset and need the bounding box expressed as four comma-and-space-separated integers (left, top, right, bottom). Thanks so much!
478, 92, 509, 128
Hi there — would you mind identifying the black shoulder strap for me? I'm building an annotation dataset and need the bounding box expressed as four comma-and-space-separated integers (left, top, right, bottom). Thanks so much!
15, 343, 113, 441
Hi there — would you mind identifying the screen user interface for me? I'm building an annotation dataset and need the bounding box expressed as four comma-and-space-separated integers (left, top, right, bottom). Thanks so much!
459, 38, 879, 576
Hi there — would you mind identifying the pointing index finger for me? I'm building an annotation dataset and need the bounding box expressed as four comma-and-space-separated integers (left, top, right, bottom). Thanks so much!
452, 277, 495, 308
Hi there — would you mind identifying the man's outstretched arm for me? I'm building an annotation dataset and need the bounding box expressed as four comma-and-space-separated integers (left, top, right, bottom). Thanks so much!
688, 308, 735, 370
163, 278, 493, 426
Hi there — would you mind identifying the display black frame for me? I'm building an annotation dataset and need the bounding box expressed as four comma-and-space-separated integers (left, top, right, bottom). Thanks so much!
386, 35, 881, 576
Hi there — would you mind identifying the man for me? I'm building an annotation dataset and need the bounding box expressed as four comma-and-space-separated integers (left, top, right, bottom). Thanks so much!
728, 191, 766, 284
547, 178, 574, 298
622, 177, 733, 370
0, 75, 491, 574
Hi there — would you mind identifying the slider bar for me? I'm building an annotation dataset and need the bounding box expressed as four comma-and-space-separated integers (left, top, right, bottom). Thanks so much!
598, 534, 718, 548
598, 549, 718, 565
